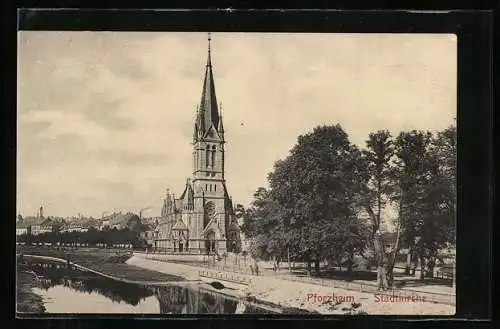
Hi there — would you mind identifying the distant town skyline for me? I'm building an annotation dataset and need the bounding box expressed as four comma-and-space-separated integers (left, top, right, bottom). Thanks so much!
17, 32, 456, 218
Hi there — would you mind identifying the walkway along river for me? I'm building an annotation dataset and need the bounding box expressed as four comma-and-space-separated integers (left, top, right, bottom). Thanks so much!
16, 255, 281, 315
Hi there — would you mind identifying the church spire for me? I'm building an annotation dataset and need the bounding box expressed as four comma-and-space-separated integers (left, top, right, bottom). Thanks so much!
197, 32, 220, 137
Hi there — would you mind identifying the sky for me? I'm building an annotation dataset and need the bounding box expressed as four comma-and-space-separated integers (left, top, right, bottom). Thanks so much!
17, 32, 457, 218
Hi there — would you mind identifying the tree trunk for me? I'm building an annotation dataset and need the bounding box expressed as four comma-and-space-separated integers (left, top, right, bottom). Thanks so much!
373, 233, 388, 290
405, 247, 412, 275
426, 255, 436, 278
347, 252, 354, 273
419, 255, 425, 280
307, 259, 312, 276
314, 259, 320, 276
287, 247, 291, 272
386, 220, 402, 287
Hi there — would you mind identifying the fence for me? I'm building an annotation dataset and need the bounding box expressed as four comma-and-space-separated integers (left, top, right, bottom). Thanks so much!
276, 274, 455, 305
198, 269, 253, 285
435, 270, 453, 280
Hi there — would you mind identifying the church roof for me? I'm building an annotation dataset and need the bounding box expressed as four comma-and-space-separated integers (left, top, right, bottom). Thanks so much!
173, 199, 182, 212
179, 179, 194, 204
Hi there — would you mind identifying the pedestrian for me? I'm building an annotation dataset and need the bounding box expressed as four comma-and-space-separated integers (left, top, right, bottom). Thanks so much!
254, 259, 259, 276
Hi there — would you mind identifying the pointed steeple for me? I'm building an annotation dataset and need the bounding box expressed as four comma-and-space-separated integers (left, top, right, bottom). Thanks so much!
198, 32, 220, 136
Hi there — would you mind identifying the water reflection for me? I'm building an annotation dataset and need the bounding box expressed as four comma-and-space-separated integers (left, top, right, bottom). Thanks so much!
20, 261, 271, 314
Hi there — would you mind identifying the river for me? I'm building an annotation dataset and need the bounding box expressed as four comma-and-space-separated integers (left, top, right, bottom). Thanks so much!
18, 260, 273, 314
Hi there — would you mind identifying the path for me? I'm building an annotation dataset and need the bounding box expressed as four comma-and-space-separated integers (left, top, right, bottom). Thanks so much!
128, 255, 456, 315
138, 253, 454, 299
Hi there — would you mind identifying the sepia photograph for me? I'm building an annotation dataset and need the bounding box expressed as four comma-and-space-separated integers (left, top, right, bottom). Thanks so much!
16, 31, 457, 316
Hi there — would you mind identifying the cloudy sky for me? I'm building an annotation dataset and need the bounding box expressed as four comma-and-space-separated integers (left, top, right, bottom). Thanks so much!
17, 32, 456, 218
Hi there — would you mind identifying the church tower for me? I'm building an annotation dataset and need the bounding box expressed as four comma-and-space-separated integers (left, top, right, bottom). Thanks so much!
156, 33, 240, 254
191, 33, 231, 252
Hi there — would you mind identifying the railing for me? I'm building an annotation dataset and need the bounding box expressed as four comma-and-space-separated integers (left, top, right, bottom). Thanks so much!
435, 270, 453, 280
277, 274, 455, 305
198, 269, 253, 285
134, 251, 455, 305
138, 250, 204, 255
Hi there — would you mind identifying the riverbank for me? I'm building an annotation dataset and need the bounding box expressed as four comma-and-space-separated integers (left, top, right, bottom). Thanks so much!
18, 251, 292, 314
19, 247, 186, 283
16, 270, 45, 314
17, 248, 455, 315
18, 248, 306, 314
128, 255, 455, 315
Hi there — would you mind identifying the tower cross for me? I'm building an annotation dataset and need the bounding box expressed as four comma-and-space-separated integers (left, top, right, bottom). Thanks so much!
208, 32, 211, 53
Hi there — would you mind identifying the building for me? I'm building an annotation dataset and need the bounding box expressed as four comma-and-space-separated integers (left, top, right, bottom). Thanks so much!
38, 219, 55, 234
61, 221, 88, 233
140, 223, 158, 248
154, 34, 241, 254
82, 218, 100, 230
16, 217, 40, 236
16, 205, 50, 236
99, 212, 141, 231
16, 217, 55, 236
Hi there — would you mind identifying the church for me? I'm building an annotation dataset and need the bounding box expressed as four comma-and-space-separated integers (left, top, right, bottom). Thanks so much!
154, 34, 241, 254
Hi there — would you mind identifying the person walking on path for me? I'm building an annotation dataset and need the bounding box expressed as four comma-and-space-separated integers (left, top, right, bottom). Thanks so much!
253, 258, 259, 276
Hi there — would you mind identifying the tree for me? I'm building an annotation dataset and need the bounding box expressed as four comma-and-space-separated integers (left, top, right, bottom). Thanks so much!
362, 130, 396, 287
240, 187, 275, 239
413, 124, 456, 277
267, 124, 369, 275
430, 124, 456, 245
393, 130, 445, 280
233, 204, 245, 220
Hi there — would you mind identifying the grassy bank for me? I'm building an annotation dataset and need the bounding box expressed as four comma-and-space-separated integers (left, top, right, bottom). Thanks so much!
16, 270, 45, 314
19, 247, 185, 282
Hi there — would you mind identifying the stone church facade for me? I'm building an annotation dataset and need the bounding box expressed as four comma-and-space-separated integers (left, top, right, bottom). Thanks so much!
154, 35, 241, 254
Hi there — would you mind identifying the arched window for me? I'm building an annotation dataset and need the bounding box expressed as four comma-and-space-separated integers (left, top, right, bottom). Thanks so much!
214, 184, 217, 192
204, 202, 216, 228
211, 145, 216, 168
206, 146, 210, 167
209, 184, 212, 192
205, 184, 208, 191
